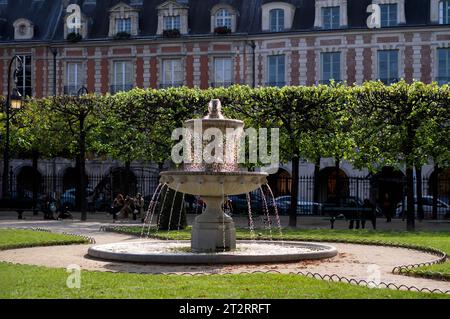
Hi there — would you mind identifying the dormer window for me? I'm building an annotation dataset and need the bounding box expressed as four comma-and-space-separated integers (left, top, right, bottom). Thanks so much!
108, 2, 139, 37
261, 2, 295, 32
371, 0, 405, 26
164, 15, 181, 30
270, 9, 284, 32
211, 4, 237, 33
380, 3, 398, 27
314, 0, 348, 29
322, 6, 340, 29
216, 9, 232, 29
116, 18, 131, 33
157, 1, 189, 35
13, 19, 34, 40
439, 0, 450, 24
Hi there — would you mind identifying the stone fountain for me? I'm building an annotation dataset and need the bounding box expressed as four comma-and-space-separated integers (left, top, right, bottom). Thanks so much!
88, 100, 337, 264
160, 99, 268, 253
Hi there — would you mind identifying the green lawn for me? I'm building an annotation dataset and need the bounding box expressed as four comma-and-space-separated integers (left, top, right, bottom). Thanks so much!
0, 229, 89, 251
0, 228, 448, 299
0, 262, 448, 299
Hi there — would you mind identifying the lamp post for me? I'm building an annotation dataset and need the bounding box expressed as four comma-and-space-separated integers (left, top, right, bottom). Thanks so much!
2, 56, 24, 200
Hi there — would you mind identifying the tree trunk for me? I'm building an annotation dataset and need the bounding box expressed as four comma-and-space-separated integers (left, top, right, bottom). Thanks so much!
432, 164, 439, 220
406, 165, 415, 231
124, 161, 131, 196
313, 157, 321, 215
289, 155, 300, 228
79, 118, 87, 221
32, 151, 39, 215
335, 159, 341, 204
416, 166, 424, 221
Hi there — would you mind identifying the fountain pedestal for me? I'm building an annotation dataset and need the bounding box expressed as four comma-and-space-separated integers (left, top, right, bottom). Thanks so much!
191, 196, 236, 253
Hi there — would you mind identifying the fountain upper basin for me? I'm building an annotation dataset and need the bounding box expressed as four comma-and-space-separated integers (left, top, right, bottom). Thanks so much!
160, 171, 269, 196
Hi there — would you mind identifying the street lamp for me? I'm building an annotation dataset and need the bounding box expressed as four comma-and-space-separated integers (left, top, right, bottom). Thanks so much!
2, 55, 24, 200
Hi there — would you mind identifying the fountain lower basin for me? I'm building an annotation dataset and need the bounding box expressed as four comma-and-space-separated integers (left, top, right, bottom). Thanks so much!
88, 240, 338, 264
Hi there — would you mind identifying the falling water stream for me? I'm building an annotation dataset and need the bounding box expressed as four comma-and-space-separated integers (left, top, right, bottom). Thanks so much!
141, 183, 164, 237
246, 193, 256, 241
265, 184, 284, 245
166, 183, 181, 240
260, 186, 273, 241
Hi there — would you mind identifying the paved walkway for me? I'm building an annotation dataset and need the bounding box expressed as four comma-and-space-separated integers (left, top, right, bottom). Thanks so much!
0, 219, 449, 293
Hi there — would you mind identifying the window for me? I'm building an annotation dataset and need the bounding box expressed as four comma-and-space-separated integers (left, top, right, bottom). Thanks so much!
162, 59, 183, 88
437, 48, 450, 85
215, 9, 232, 29
439, 0, 450, 24
267, 55, 285, 87
269, 9, 284, 32
321, 52, 341, 84
65, 62, 84, 95
378, 50, 398, 84
213, 57, 233, 87
112, 61, 133, 93
15, 55, 32, 97
322, 6, 340, 29
116, 18, 131, 33
380, 4, 398, 27
163, 16, 181, 30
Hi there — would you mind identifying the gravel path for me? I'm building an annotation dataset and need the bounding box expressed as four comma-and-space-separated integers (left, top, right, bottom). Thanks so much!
0, 220, 449, 293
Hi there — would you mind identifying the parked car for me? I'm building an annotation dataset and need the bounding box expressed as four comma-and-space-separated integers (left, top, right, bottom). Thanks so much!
60, 187, 94, 210
275, 196, 323, 215
395, 196, 450, 219
228, 193, 265, 215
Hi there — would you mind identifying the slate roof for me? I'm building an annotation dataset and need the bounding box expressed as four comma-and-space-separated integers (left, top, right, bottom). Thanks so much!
0, 0, 436, 42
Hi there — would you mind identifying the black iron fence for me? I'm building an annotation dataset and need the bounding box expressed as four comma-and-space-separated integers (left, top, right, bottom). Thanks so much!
1, 169, 449, 219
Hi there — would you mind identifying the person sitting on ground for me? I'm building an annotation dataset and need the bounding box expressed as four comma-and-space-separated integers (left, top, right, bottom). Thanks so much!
134, 193, 145, 222
118, 195, 133, 219
112, 194, 125, 222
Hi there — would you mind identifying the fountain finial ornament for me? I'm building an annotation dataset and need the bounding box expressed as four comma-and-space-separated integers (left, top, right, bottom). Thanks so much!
205, 99, 225, 119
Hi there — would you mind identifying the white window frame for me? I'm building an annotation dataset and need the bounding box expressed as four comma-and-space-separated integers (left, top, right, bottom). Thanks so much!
116, 18, 132, 33
321, 52, 341, 83
266, 54, 286, 87
380, 3, 398, 27
269, 8, 285, 32
66, 62, 84, 94
214, 57, 233, 87
113, 61, 133, 92
377, 50, 399, 84
437, 48, 450, 84
322, 6, 340, 29
163, 15, 181, 30
215, 9, 232, 29
162, 59, 183, 87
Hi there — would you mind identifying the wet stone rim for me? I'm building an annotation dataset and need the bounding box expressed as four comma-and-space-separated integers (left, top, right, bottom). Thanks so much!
87, 240, 339, 265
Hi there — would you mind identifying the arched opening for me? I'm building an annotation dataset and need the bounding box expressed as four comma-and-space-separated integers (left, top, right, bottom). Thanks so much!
370, 167, 405, 209
267, 168, 291, 198
429, 168, 450, 205
15, 166, 42, 199
318, 167, 349, 203
62, 167, 88, 192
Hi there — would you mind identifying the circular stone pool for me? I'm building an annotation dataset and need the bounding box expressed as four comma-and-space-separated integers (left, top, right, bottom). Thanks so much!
88, 241, 338, 264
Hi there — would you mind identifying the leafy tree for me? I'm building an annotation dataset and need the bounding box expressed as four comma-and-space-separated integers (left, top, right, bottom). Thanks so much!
353, 81, 439, 230
44, 94, 103, 221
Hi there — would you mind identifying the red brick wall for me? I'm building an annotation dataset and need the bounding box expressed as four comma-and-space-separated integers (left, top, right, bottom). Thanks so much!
34, 48, 44, 98
136, 57, 144, 88
290, 50, 300, 86
100, 49, 109, 94
234, 54, 241, 84
86, 48, 95, 92
363, 48, 372, 81
150, 57, 157, 89
420, 45, 432, 83
404, 46, 414, 83
346, 48, 356, 85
